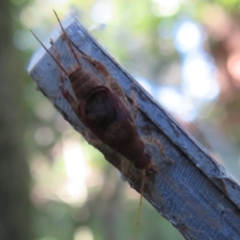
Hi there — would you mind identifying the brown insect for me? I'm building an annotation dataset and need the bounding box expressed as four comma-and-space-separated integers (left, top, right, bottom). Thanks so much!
31, 10, 168, 239
31, 12, 159, 173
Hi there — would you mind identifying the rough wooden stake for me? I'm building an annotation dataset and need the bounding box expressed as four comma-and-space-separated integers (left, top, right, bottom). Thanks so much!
28, 18, 240, 240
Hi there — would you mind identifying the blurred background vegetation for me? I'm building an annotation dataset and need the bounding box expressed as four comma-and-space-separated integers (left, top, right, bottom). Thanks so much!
2, 0, 240, 239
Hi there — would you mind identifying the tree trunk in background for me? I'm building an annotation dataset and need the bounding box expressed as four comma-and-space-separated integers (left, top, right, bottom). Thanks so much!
0, 1, 31, 240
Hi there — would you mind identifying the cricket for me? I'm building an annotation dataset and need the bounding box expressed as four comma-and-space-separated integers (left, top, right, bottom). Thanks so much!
31, 10, 168, 240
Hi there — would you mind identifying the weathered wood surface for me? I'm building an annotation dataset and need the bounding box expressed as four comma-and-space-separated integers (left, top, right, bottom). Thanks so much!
28, 18, 240, 240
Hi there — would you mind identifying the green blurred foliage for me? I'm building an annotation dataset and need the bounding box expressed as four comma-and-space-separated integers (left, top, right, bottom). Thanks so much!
5, 0, 240, 239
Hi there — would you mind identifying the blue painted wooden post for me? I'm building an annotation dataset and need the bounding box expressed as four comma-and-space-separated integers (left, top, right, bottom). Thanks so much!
28, 18, 240, 240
